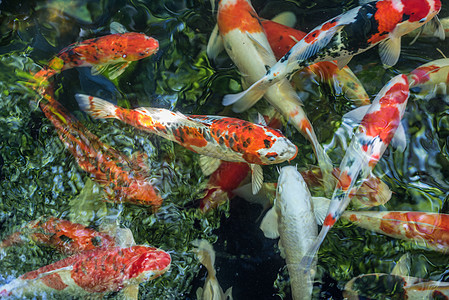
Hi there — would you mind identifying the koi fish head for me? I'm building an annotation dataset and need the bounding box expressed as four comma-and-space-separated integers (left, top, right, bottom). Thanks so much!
126, 246, 171, 283
120, 32, 159, 61
256, 133, 297, 165
276, 166, 309, 202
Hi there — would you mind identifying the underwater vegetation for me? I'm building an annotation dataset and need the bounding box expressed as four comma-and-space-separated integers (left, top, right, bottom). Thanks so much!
0, 0, 449, 299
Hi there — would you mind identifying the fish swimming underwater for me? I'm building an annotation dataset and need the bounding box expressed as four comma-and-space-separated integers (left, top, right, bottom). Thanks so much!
208, 0, 334, 193
261, 18, 370, 106
75, 94, 298, 194
0, 217, 116, 255
193, 239, 233, 300
39, 90, 163, 208
0, 245, 171, 298
223, 0, 443, 108
33, 32, 159, 87
260, 166, 319, 300
408, 58, 449, 100
299, 74, 410, 270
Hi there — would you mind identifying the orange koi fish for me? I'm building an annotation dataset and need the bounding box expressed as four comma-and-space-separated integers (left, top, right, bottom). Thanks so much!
75, 94, 298, 194
0, 217, 116, 255
261, 19, 370, 106
224, 0, 443, 108
344, 211, 449, 253
39, 91, 162, 208
0, 245, 171, 298
33, 32, 159, 86
408, 58, 449, 99
208, 0, 334, 193
299, 74, 410, 270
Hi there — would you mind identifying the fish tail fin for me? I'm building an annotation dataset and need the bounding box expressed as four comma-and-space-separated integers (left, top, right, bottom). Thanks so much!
75, 94, 119, 119
192, 239, 216, 277
223, 77, 270, 113
298, 225, 330, 273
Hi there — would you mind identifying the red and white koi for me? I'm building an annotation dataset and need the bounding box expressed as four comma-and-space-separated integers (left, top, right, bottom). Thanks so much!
299, 74, 410, 270
0, 217, 116, 255
33, 32, 159, 87
408, 58, 449, 99
223, 0, 443, 108
75, 94, 297, 194
260, 166, 319, 300
0, 245, 171, 298
343, 211, 449, 253
261, 18, 371, 106
208, 0, 334, 193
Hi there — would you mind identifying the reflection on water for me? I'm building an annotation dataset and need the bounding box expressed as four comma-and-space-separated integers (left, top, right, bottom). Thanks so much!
0, 0, 449, 299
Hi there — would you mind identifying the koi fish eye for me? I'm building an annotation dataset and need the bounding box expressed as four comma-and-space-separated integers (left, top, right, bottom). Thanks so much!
268, 156, 276, 162
122, 54, 127, 58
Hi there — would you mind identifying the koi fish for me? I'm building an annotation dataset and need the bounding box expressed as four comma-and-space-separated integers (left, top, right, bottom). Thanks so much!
33, 32, 159, 87
75, 94, 298, 194
208, 0, 334, 193
223, 0, 443, 108
343, 211, 449, 253
408, 58, 449, 99
344, 273, 449, 299
261, 18, 370, 106
0, 217, 116, 255
260, 166, 319, 300
299, 74, 410, 271
0, 245, 171, 298
193, 239, 233, 300
39, 90, 163, 208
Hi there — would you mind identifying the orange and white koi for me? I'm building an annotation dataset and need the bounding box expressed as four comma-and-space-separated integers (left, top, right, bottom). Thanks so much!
261, 18, 370, 106
344, 211, 449, 253
344, 273, 449, 299
223, 0, 443, 108
299, 74, 410, 270
75, 94, 297, 194
408, 58, 449, 99
33, 32, 159, 87
0, 217, 116, 255
0, 245, 171, 298
208, 0, 333, 193
39, 90, 163, 208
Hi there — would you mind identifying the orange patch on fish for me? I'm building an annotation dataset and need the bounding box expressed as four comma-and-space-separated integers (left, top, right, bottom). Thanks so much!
304, 29, 321, 44
336, 170, 352, 191
323, 214, 336, 226
218, 0, 263, 35
41, 273, 68, 291
261, 19, 307, 59
410, 65, 440, 85
367, 1, 402, 44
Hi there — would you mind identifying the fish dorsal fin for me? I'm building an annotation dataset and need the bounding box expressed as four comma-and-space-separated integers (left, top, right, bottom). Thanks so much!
311, 197, 331, 225
199, 155, 222, 176
260, 206, 280, 239
379, 37, 401, 68
390, 122, 407, 151
336, 55, 352, 70
271, 11, 297, 28
110, 21, 128, 34
251, 164, 264, 194
207, 24, 224, 60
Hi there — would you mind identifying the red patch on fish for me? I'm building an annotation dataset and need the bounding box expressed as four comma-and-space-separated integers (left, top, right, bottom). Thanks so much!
323, 214, 337, 226
410, 64, 440, 84
309, 61, 339, 81
403, 0, 431, 22
41, 273, 68, 291
336, 170, 352, 191
261, 20, 306, 59
218, 0, 263, 35
304, 29, 321, 44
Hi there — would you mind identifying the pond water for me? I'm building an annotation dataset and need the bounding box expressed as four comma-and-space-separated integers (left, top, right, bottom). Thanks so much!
0, 0, 449, 299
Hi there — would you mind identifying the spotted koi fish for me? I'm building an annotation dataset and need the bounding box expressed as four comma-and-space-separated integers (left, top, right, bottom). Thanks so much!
75, 94, 297, 194
40, 90, 163, 208
299, 74, 410, 271
0, 217, 116, 255
344, 273, 449, 299
0, 245, 171, 298
408, 58, 449, 99
207, 0, 333, 193
33, 32, 159, 87
223, 0, 443, 108
343, 211, 449, 253
261, 18, 370, 106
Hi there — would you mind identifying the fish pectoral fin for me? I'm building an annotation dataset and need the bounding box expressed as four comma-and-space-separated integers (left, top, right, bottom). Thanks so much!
311, 197, 331, 225
390, 122, 407, 151
223, 77, 270, 113
257, 112, 268, 126
271, 11, 297, 28
224, 286, 234, 300
391, 253, 411, 276
233, 183, 274, 208
425, 16, 445, 40
278, 240, 286, 258
260, 207, 280, 239
379, 37, 401, 68
110, 21, 128, 34
114, 227, 136, 247
119, 284, 139, 300
107, 62, 131, 80
91, 64, 108, 76
250, 164, 264, 194
199, 155, 222, 176
343, 104, 372, 124
336, 55, 352, 70
246, 32, 276, 66
196, 287, 204, 299
207, 24, 224, 60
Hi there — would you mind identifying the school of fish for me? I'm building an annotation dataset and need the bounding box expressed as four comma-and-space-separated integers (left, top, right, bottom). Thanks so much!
1, 0, 449, 298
